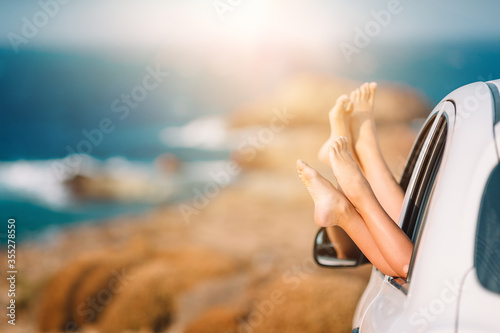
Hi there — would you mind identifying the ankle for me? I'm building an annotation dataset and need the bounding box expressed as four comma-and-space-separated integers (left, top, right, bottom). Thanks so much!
336, 200, 354, 229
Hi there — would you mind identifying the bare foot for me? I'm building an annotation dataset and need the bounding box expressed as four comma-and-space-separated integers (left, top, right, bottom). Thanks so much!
318, 95, 359, 165
349, 82, 405, 222
349, 82, 379, 170
328, 137, 373, 207
296, 159, 352, 228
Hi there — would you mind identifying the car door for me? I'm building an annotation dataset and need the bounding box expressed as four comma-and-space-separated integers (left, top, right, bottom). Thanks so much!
353, 102, 443, 330
457, 81, 500, 332
357, 102, 452, 333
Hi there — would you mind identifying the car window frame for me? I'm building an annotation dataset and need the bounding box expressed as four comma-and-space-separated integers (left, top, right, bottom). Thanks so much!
398, 110, 442, 236
399, 114, 438, 193
370, 112, 436, 278
388, 106, 450, 291
405, 113, 448, 283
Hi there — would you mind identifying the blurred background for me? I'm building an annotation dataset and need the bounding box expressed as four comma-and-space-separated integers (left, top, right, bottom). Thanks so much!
0, 0, 500, 332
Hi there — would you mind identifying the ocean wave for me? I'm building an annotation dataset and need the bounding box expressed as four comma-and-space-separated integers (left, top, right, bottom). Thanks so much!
159, 116, 228, 150
0, 155, 232, 210
0, 159, 72, 209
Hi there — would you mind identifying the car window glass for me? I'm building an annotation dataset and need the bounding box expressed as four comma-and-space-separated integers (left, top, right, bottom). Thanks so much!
475, 163, 500, 294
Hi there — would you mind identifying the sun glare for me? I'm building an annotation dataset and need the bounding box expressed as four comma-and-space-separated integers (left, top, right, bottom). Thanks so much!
223, 0, 272, 43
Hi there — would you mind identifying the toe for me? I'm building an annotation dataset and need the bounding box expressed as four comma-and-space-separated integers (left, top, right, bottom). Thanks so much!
342, 137, 349, 151
297, 159, 315, 178
361, 84, 368, 99
333, 138, 343, 152
369, 82, 377, 102
335, 136, 345, 146
297, 158, 307, 169
296, 159, 307, 173
297, 159, 303, 168
332, 94, 349, 116
345, 100, 353, 113
350, 90, 356, 102
353, 89, 360, 103
337, 136, 347, 150
338, 94, 349, 106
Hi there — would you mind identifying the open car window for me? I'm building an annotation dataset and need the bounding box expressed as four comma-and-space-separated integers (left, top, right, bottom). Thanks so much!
399, 114, 438, 193
390, 105, 449, 287
402, 112, 448, 284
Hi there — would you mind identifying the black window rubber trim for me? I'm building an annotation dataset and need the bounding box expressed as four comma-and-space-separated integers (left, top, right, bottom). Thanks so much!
486, 82, 500, 125
399, 114, 437, 192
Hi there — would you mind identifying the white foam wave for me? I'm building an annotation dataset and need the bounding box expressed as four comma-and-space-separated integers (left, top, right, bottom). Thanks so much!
159, 116, 228, 150
0, 156, 232, 209
0, 159, 71, 209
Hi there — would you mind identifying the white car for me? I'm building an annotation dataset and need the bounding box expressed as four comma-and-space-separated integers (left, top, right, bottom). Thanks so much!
313, 79, 500, 332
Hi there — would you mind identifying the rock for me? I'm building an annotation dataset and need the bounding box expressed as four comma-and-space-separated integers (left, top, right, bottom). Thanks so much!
95, 261, 176, 333
37, 248, 241, 333
64, 173, 170, 203
228, 73, 430, 129
248, 265, 371, 333
185, 306, 247, 333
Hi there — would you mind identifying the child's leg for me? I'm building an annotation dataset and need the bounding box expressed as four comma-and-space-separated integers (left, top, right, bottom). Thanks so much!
350, 83, 405, 222
325, 226, 360, 260
297, 159, 398, 276
316, 94, 364, 259
318, 94, 361, 166
328, 137, 412, 277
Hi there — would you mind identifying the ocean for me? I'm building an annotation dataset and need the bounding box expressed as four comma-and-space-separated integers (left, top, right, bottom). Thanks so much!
2, 39, 500, 241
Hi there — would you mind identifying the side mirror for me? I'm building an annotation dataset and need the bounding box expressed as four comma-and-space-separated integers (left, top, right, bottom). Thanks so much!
313, 227, 368, 268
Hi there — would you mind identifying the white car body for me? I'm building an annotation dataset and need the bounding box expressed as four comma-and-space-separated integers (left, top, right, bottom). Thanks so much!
352, 80, 500, 332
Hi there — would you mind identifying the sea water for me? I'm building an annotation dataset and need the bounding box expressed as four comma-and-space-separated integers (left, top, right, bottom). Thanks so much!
1, 39, 500, 241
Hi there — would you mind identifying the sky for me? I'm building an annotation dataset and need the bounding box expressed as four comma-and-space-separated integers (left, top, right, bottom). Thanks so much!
1, 0, 500, 56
